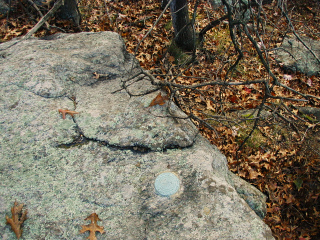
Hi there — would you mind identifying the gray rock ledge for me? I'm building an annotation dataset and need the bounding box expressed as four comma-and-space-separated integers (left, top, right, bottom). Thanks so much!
0, 31, 273, 239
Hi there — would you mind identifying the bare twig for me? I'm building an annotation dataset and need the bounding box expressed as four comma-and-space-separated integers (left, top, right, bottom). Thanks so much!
222, 0, 244, 78
27, 0, 50, 29
5, 0, 12, 29
279, 3, 320, 65
236, 94, 268, 159
133, 0, 173, 57
199, 14, 228, 41
22, 0, 63, 40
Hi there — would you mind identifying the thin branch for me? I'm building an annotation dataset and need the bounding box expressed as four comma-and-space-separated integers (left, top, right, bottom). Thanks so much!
144, 70, 267, 89
133, 0, 173, 57
281, 85, 320, 101
190, 0, 200, 59
222, 0, 244, 78
5, 0, 12, 29
236, 92, 268, 159
22, 0, 63, 40
199, 14, 228, 42
27, 0, 50, 29
279, 4, 320, 65
189, 113, 220, 138
242, 23, 278, 85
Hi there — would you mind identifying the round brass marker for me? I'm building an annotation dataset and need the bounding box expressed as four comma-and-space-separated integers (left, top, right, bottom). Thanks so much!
154, 172, 180, 197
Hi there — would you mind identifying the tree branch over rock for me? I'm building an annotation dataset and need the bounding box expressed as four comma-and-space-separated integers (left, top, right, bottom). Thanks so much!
122, 0, 320, 153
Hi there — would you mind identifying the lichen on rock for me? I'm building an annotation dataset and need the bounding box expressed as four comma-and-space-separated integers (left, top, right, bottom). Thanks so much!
0, 31, 273, 239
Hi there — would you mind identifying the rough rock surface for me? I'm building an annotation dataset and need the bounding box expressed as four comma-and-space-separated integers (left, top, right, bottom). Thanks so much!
0, 0, 9, 15
275, 36, 320, 76
0, 31, 273, 239
298, 107, 320, 121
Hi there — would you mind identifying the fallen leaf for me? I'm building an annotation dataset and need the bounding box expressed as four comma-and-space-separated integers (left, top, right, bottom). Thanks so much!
80, 213, 105, 240
228, 95, 238, 103
248, 168, 262, 179
244, 86, 252, 93
283, 74, 293, 81
231, 126, 239, 137
93, 72, 100, 79
206, 99, 215, 111
168, 56, 175, 63
293, 178, 303, 191
58, 109, 79, 119
149, 92, 169, 107
6, 201, 28, 239
116, 13, 128, 21
306, 78, 312, 87
257, 41, 265, 50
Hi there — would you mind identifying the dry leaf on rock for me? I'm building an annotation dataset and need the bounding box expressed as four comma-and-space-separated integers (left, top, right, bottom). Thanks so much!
149, 92, 169, 107
80, 213, 105, 240
6, 201, 28, 239
58, 109, 79, 119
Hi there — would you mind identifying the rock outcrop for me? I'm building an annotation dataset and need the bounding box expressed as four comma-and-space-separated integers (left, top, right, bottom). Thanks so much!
275, 36, 320, 76
0, 31, 274, 239
0, 0, 9, 15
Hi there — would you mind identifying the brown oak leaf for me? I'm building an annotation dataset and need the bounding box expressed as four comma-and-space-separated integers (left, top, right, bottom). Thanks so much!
149, 92, 169, 107
58, 109, 79, 119
6, 201, 28, 239
80, 213, 105, 240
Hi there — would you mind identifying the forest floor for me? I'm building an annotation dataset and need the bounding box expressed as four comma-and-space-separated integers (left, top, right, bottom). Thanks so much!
1, 0, 320, 239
